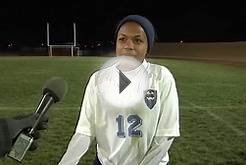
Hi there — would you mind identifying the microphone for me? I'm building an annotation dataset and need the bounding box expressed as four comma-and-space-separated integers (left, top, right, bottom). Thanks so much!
30, 77, 67, 134
8, 77, 68, 162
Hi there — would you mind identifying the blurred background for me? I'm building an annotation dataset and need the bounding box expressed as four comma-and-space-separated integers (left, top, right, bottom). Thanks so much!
0, 1, 246, 61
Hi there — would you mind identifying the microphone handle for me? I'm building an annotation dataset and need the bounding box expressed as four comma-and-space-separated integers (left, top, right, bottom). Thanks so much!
29, 96, 54, 135
35, 93, 49, 114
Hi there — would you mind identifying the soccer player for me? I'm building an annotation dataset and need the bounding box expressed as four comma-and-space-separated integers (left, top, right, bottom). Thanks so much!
59, 15, 180, 165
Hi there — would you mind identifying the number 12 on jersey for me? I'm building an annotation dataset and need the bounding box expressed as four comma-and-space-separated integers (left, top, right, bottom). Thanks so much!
116, 114, 143, 138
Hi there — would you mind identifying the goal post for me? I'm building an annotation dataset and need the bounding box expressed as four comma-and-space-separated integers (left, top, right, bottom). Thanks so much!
47, 22, 79, 56
48, 45, 80, 57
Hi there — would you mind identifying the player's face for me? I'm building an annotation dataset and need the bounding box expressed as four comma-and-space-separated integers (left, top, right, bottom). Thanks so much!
116, 22, 148, 62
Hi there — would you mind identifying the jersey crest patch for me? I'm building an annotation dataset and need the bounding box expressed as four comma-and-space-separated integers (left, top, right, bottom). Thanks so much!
144, 89, 157, 109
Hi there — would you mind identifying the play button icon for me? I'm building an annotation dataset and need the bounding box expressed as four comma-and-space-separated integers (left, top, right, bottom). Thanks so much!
119, 70, 131, 93
97, 56, 149, 108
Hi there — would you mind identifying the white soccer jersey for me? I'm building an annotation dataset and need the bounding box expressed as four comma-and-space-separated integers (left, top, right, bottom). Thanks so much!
76, 59, 180, 165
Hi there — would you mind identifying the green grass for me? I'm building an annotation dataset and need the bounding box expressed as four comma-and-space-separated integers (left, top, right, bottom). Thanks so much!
0, 56, 245, 165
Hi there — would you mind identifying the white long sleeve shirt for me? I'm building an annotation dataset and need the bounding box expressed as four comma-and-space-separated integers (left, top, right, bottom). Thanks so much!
59, 59, 180, 165
59, 133, 173, 165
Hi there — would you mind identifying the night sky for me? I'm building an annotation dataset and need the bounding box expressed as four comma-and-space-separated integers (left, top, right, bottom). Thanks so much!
1, 1, 246, 46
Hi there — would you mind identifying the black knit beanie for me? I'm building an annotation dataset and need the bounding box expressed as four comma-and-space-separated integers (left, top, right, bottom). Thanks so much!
115, 15, 155, 53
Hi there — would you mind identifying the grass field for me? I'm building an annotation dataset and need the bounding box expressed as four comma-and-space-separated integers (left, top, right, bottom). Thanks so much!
0, 56, 245, 165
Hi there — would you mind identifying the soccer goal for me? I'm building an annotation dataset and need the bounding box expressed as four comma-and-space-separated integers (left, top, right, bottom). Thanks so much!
47, 23, 79, 56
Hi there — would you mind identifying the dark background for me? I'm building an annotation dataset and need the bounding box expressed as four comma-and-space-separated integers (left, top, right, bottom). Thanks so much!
1, 1, 246, 48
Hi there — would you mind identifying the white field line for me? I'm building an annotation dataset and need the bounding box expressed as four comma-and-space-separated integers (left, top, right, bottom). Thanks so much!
0, 106, 80, 111
0, 104, 245, 136
0, 105, 245, 111
188, 102, 245, 136
180, 105, 246, 109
